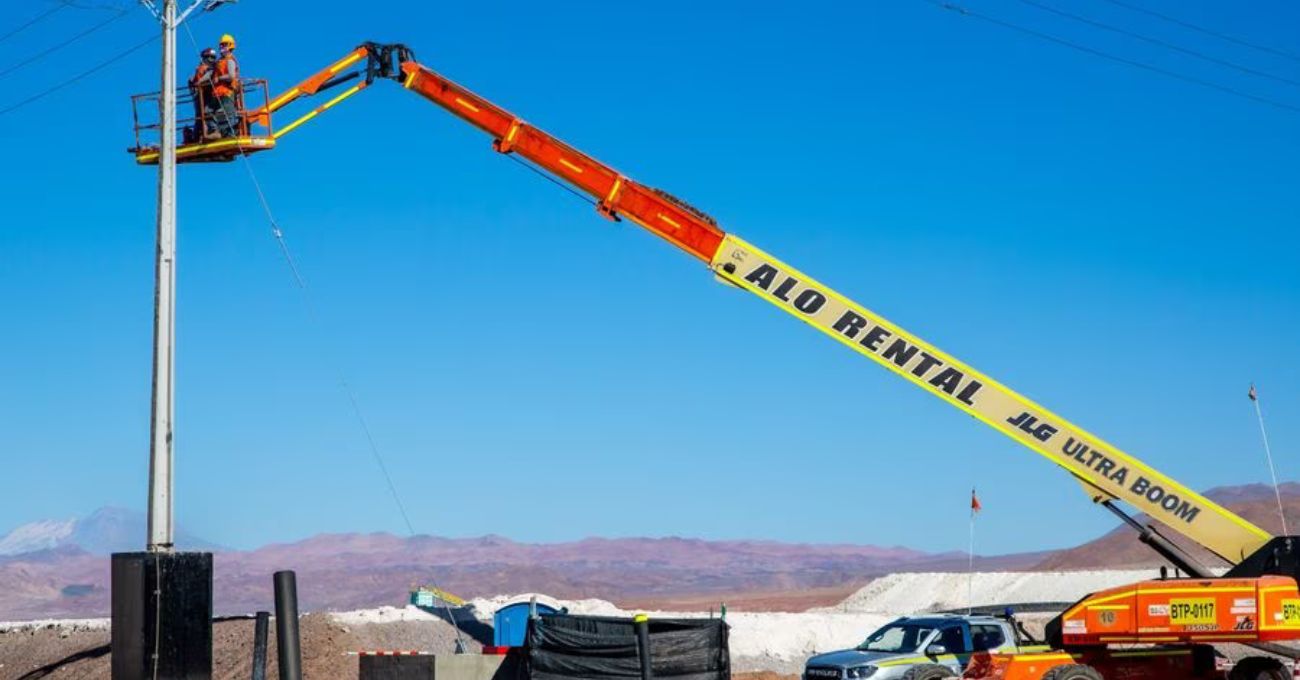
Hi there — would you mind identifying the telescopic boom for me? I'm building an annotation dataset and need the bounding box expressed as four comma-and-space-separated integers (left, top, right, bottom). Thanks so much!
187, 43, 1293, 573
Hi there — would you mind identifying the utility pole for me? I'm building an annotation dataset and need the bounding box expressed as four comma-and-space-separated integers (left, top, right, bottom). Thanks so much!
140, 0, 235, 561
112, 4, 233, 678
147, 0, 179, 553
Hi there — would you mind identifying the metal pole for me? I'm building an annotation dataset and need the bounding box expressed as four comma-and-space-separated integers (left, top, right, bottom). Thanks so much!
968, 488, 976, 615
967, 510, 974, 615
251, 611, 270, 680
634, 614, 653, 680
274, 571, 303, 680
147, 0, 178, 552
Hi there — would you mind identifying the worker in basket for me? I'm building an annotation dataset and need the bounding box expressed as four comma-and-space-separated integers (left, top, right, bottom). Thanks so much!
186, 47, 219, 143
211, 33, 241, 138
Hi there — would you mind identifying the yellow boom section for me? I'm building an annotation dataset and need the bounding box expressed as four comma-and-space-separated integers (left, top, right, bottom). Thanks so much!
709, 235, 1271, 564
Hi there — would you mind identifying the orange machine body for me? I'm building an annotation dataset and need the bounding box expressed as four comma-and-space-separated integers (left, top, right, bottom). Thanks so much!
1056, 575, 1300, 645
968, 647, 1216, 680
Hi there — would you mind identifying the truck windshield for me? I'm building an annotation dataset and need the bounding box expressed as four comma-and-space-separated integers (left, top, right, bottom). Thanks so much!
856, 623, 935, 653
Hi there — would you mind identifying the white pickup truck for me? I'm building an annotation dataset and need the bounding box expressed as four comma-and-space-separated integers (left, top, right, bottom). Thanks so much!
803, 614, 1051, 680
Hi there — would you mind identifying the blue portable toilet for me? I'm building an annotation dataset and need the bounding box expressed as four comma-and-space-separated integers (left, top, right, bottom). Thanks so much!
494, 601, 559, 647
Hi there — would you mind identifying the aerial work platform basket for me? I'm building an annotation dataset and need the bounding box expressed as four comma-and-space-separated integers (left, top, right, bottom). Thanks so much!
129, 78, 274, 164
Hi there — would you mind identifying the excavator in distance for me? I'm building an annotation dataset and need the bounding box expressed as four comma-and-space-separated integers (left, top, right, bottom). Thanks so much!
129, 42, 1300, 680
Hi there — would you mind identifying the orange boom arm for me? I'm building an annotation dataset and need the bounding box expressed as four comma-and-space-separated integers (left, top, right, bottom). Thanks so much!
397, 61, 725, 262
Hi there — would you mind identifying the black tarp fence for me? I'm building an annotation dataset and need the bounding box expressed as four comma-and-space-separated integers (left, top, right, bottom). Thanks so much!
526, 614, 730, 680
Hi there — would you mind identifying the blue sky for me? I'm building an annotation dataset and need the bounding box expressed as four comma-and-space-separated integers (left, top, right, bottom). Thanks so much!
0, 0, 1296, 556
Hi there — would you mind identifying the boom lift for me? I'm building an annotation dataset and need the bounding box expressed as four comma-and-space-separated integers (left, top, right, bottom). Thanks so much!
131, 43, 1300, 679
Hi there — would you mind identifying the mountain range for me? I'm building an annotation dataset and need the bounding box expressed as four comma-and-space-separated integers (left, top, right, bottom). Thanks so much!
1, 483, 1295, 620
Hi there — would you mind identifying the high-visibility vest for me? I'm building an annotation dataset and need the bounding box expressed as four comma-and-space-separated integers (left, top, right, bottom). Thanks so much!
189, 63, 212, 90
213, 54, 240, 98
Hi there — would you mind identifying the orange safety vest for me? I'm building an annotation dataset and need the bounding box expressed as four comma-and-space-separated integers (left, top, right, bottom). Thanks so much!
213, 54, 240, 98
189, 63, 212, 90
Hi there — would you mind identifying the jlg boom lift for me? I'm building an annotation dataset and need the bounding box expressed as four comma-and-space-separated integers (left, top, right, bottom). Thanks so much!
130, 43, 1300, 680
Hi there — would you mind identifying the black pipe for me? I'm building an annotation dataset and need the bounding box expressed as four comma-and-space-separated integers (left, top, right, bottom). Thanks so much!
251, 610, 270, 680
634, 615, 654, 680
315, 70, 361, 93
274, 571, 303, 680
1101, 500, 1213, 577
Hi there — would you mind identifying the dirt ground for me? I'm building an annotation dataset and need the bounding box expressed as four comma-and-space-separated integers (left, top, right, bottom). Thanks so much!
0, 617, 790, 680
735, 673, 796, 680
6, 614, 1292, 680
0, 613, 479, 680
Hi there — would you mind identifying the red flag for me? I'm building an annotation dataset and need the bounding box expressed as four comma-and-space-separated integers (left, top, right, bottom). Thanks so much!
1249, 384, 1258, 402
971, 489, 982, 514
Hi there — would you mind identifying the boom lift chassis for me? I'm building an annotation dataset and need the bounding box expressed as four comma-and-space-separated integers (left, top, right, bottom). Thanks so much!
131, 42, 1300, 680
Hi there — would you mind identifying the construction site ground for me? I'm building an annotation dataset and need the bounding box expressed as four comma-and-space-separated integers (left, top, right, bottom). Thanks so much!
4, 570, 1297, 680
0, 616, 793, 680
2, 613, 495, 680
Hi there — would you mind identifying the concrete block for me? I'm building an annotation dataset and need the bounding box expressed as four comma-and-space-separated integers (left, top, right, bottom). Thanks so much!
435, 654, 507, 680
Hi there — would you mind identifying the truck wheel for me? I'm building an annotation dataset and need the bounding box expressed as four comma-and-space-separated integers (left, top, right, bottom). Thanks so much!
1229, 657, 1289, 680
901, 664, 955, 680
1041, 664, 1103, 680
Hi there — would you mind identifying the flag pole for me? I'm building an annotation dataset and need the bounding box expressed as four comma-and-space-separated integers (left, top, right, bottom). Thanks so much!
968, 488, 977, 615
1250, 384, 1288, 535
968, 511, 974, 614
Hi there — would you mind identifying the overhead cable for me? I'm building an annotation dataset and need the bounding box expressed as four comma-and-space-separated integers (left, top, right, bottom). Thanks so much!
0, 3, 68, 45
1097, 0, 1300, 64
1013, 0, 1300, 89
0, 10, 130, 80
231, 149, 470, 653
0, 32, 154, 117
191, 19, 471, 643
0, 5, 216, 118
923, 0, 1300, 115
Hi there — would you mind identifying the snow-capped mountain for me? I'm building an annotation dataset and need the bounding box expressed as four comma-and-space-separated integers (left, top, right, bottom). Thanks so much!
0, 507, 220, 556
0, 518, 76, 555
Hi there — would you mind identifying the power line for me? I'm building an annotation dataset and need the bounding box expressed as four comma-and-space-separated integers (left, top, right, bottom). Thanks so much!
0, 3, 68, 45
194, 16, 467, 644
59, 0, 138, 10
1014, 0, 1300, 89
0, 9, 130, 81
1249, 385, 1289, 536
0, 5, 214, 118
922, 1, 1300, 115
230, 144, 470, 654
0, 32, 154, 117
1097, 0, 1300, 65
